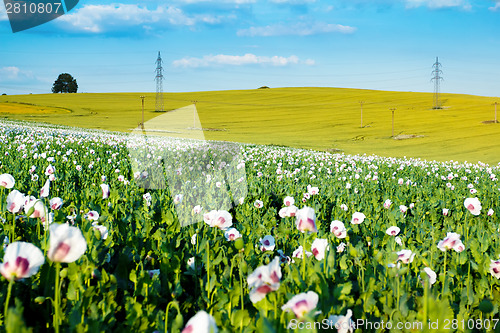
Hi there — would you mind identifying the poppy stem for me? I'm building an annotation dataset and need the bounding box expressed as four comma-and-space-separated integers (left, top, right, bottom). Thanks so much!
396, 274, 400, 311
301, 233, 307, 280
239, 256, 244, 311
467, 261, 471, 313
36, 215, 40, 240
423, 278, 429, 326
43, 205, 49, 258
54, 262, 61, 333
274, 292, 279, 321
3, 278, 14, 322
441, 251, 447, 298
164, 301, 176, 333
11, 213, 15, 243
206, 237, 211, 314
464, 213, 468, 242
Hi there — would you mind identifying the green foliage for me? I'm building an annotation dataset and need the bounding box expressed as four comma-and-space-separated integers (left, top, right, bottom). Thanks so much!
0, 120, 500, 332
51, 73, 78, 94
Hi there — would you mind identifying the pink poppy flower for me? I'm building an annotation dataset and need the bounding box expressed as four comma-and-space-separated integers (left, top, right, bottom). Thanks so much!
187, 257, 195, 270
292, 246, 312, 259
307, 185, 319, 195
92, 223, 108, 240
147, 269, 160, 278
488, 209, 494, 216
24, 197, 46, 219
350, 212, 365, 225
397, 249, 415, 264
330, 220, 347, 239
45, 165, 55, 176
247, 257, 281, 303
279, 205, 298, 218
143, 193, 152, 206
0, 174, 15, 189
49, 197, 63, 210
328, 309, 355, 333
423, 267, 437, 285
386, 226, 400, 236
336, 242, 346, 253
259, 235, 275, 251
6, 190, 25, 214
204, 210, 233, 230
224, 228, 242, 241
453, 240, 465, 252
254, 200, 263, 208
437, 232, 463, 252
281, 291, 319, 318
283, 196, 295, 207
100, 184, 110, 199
0, 242, 44, 281
383, 199, 392, 209
311, 238, 329, 260
173, 194, 183, 205
48, 223, 87, 263
442, 208, 449, 216
490, 260, 500, 279
399, 205, 408, 213
295, 206, 317, 233
40, 179, 50, 198
181, 311, 218, 333
85, 211, 100, 221
464, 198, 482, 216
193, 205, 202, 214
277, 250, 291, 264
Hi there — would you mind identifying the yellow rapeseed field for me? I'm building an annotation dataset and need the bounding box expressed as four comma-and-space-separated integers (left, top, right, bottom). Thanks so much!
1, 87, 499, 164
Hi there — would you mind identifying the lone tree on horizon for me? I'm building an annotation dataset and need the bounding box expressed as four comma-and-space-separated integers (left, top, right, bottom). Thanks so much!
52, 73, 78, 93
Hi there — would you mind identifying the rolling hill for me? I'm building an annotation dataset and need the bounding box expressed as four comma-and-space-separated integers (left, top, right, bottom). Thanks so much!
1, 87, 499, 164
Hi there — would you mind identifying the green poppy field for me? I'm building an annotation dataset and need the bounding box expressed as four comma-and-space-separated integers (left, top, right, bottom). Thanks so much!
0, 117, 500, 332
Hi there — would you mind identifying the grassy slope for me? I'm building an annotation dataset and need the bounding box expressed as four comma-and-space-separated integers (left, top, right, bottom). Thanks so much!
1, 87, 499, 164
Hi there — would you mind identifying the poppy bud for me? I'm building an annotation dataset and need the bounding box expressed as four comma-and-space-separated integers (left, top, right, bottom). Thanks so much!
234, 238, 244, 250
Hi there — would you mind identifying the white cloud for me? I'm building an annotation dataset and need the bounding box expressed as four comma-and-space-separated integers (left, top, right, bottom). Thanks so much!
270, 0, 316, 3
0, 67, 34, 81
404, 0, 470, 9
0, 6, 8, 21
237, 21, 356, 37
177, 0, 256, 3
56, 4, 228, 33
489, 1, 500, 11
172, 54, 315, 68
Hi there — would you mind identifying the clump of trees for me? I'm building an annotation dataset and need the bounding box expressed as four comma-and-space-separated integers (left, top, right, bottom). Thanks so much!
52, 73, 78, 93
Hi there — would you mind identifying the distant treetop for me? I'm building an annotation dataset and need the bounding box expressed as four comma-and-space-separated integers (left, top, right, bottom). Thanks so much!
52, 73, 78, 93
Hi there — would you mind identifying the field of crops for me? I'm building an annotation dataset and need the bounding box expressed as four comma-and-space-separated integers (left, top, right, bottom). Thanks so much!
1, 119, 500, 332
1, 87, 500, 165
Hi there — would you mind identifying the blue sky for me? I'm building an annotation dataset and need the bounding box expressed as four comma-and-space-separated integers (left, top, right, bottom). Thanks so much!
1, 0, 500, 96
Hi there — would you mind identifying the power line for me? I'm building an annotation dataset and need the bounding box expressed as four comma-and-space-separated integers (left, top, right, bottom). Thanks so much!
155, 51, 164, 112
431, 57, 443, 109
